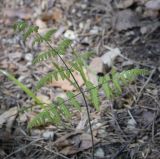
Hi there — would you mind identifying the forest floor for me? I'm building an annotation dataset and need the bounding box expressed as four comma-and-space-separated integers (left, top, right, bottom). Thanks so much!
0, 0, 160, 159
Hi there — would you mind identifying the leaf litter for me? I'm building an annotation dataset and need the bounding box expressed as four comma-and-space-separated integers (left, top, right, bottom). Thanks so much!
0, 0, 160, 158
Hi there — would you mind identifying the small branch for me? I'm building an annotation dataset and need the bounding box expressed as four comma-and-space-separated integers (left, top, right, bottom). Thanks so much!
4, 138, 43, 159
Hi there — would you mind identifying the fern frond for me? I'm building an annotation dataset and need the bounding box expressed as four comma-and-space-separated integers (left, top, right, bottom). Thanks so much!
33, 49, 57, 64
13, 21, 28, 32
35, 71, 58, 91
117, 69, 149, 84
57, 97, 72, 119
57, 39, 72, 55
43, 29, 57, 42
99, 75, 113, 99
28, 104, 61, 128
66, 91, 81, 111
23, 26, 39, 41
0, 69, 44, 108
71, 61, 87, 82
86, 81, 100, 111
32, 35, 44, 47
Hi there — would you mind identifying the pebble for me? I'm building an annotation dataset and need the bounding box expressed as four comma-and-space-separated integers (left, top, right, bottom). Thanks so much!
145, 0, 160, 10
64, 30, 77, 40
24, 53, 33, 62
94, 148, 105, 157
43, 131, 54, 140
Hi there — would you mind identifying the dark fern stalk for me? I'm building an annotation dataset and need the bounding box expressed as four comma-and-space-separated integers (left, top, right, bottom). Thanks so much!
36, 32, 95, 159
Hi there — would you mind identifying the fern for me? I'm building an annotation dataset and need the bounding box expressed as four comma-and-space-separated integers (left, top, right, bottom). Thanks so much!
1, 21, 149, 129
33, 49, 57, 64
43, 29, 57, 42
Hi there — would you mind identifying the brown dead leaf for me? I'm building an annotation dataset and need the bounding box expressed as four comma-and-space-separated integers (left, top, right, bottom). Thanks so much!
41, 8, 63, 22
52, 8, 63, 22
0, 107, 18, 130
53, 131, 100, 155
50, 70, 84, 91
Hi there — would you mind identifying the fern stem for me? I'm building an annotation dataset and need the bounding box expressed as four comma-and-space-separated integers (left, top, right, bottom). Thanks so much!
37, 33, 95, 159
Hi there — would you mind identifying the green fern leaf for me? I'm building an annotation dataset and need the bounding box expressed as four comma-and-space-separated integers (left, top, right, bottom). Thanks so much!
35, 71, 58, 91
57, 39, 72, 55
14, 21, 27, 32
0, 69, 44, 108
66, 91, 81, 111
57, 97, 72, 119
33, 49, 57, 64
99, 76, 113, 99
23, 26, 39, 41
49, 104, 61, 124
86, 81, 100, 111
43, 29, 57, 42
32, 35, 44, 47
112, 75, 122, 95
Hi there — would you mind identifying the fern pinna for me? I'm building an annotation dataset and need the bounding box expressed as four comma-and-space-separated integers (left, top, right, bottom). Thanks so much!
1, 21, 149, 129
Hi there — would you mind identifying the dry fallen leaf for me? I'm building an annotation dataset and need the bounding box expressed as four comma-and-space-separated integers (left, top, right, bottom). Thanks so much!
41, 8, 63, 22
87, 57, 105, 85
35, 19, 47, 29
53, 131, 100, 155
37, 94, 52, 105
50, 70, 84, 91
0, 107, 18, 131
101, 47, 121, 70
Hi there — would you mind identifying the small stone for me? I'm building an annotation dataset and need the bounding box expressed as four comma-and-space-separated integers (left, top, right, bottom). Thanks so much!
90, 26, 100, 34
64, 30, 77, 40
94, 148, 105, 157
145, 0, 160, 10
43, 131, 54, 140
24, 53, 33, 62
140, 26, 148, 34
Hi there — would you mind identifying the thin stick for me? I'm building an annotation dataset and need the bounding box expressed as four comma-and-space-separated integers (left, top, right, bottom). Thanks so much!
44, 146, 70, 159
4, 138, 43, 159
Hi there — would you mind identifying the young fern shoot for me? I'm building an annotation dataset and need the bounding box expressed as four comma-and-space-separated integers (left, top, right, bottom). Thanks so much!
0, 21, 149, 159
